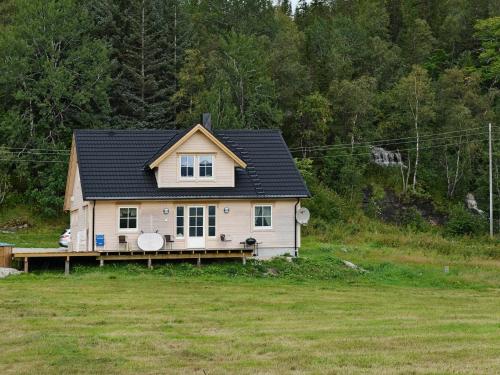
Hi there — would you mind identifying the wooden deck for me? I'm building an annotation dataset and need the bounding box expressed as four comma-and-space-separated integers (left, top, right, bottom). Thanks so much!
12, 247, 253, 274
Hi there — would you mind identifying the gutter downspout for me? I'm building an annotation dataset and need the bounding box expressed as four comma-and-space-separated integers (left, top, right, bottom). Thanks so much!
294, 198, 300, 257
92, 200, 96, 252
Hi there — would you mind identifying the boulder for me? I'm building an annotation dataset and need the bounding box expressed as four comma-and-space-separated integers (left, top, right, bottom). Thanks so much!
342, 260, 369, 273
0, 268, 22, 279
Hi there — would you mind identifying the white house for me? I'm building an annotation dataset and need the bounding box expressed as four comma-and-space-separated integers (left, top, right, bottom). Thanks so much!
64, 119, 310, 258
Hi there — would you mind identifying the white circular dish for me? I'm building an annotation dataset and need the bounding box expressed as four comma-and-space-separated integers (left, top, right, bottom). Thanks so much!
137, 232, 164, 251
296, 207, 310, 225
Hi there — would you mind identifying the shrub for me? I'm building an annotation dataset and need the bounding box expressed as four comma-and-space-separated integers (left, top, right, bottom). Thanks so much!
445, 204, 487, 236
303, 182, 347, 223
399, 207, 430, 232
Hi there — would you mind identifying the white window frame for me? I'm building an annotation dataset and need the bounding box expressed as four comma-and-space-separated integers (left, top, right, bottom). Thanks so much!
178, 154, 215, 181
253, 204, 272, 230
179, 155, 195, 180
176, 206, 185, 239
207, 205, 217, 238
118, 206, 139, 232
198, 155, 215, 179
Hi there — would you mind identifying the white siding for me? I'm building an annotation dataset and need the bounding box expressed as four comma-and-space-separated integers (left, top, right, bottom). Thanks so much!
92, 199, 301, 256
69, 165, 92, 250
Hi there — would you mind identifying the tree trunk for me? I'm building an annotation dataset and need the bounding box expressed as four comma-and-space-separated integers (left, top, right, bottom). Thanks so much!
140, 0, 146, 115
400, 151, 411, 193
449, 146, 461, 197
412, 75, 419, 191
173, 4, 178, 126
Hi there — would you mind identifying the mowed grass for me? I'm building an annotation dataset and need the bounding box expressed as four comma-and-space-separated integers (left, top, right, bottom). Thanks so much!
1, 243, 500, 375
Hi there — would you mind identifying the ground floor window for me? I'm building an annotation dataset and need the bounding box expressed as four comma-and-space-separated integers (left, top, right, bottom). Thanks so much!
119, 207, 137, 230
176, 206, 184, 238
254, 205, 272, 229
208, 205, 216, 237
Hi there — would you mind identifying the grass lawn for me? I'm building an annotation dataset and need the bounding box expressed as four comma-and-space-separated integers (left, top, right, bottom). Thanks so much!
1, 238, 500, 374
0, 206, 67, 248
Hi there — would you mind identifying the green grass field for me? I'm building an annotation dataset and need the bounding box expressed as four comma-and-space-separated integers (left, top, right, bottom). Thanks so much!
1, 236, 499, 374
0, 206, 67, 248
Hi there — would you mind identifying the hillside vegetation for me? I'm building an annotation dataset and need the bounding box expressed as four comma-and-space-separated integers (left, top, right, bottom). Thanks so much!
0, 0, 498, 236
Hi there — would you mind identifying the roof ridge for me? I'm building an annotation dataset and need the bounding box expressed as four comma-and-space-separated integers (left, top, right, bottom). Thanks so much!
216, 129, 281, 133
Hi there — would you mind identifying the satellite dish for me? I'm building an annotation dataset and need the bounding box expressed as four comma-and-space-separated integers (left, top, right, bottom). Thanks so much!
296, 207, 310, 225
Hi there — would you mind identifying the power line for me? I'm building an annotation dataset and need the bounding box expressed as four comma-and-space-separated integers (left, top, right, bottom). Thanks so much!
291, 129, 489, 152
0, 158, 68, 163
291, 130, 490, 154
0, 148, 70, 153
289, 126, 493, 152
298, 136, 492, 160
0, 153, 70, 158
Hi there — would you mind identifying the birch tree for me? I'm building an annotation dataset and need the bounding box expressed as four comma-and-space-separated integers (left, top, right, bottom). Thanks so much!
437, 68, 490, 198
386, 65, 435, 192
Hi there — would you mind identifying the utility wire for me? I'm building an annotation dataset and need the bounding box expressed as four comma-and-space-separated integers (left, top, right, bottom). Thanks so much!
290, 130, 490, 154
289, 126, 494, 152
298, 136, 493, 160
0, 158, 68, 163
0, 148, 70, 153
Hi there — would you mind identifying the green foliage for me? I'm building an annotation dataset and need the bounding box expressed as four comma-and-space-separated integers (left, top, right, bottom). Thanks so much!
474, 17, 500, 84
328, 76, 377, 140
400, 18, 436, 65
321, 150, 368, 201
0, 0, 498, 231
0, 0, 111, 214
294, 92, 330, 148
294, 157, 315, 187
399, 207, 430, 232
88, 0, 191, 128
445, 204, 488, 236
303, 183, 348, 224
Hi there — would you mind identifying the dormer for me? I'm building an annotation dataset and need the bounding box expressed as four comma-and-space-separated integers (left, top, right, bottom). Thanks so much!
147, 124, 246, 188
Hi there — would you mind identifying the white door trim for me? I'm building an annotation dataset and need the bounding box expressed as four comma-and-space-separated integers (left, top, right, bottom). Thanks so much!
187, 206, 205, 248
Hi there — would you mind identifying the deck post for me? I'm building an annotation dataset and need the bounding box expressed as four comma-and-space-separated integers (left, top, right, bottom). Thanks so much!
197, 255, 201, 267
147, 257, 152, 269
24, 257, 28, 273
64, 256, 70, 275
99, 258, 104, 267
242, 256, 246, 265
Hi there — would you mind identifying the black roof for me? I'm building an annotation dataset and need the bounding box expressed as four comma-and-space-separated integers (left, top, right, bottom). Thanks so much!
75, 128, 310, 200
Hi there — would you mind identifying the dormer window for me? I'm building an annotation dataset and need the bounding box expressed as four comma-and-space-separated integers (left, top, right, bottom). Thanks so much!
199, 155, 213, 178
179, 154, 215, 180
180, 155, 195, 178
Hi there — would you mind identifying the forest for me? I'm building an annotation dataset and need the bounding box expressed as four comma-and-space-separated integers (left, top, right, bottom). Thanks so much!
0, 0, 499, 235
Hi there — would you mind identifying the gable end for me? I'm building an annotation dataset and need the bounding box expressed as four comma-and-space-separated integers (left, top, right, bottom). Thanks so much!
148, 124, 247, 170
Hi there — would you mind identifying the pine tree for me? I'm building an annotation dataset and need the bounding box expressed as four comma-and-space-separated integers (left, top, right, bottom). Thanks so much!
278, 0, 292, 17
89, 0, 191, 128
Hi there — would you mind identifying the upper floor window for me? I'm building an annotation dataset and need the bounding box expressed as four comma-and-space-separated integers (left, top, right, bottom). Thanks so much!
180, 155, 194, 178
199, 155, 213, 178
254, 205, 272, 229
179, 154, 214, 179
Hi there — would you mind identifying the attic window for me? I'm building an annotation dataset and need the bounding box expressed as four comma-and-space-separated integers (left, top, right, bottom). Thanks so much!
180, 155, 194, 178
179, 154, 214, 180
199, 155, 213, 177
